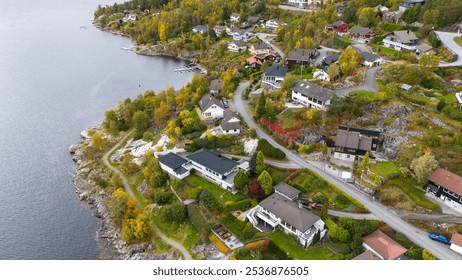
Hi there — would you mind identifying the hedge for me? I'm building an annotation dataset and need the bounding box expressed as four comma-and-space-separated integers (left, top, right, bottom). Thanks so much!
200, 189, 223, 213
187, 203, 213, 239
224, 199, 252, 212
222, 214, 258, 241
257, 139, 286, 159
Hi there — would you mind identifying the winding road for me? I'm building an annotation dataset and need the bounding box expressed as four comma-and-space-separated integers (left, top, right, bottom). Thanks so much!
103, 132, 193, 260
233, 81, 462, 260
435, 31, 462, 67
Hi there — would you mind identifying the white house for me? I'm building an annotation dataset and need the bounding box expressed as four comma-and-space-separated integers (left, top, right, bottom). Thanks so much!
362, 230, 407, 260
227, 27, 255, 42
230, 13, 240, 22
262, 65, 288, 91
247, 182, 326, 248
265, 19, 284, 31
192, 25, 209, 35
450, 233, 462, 255
158, 149, 249, 192
228, 40, 247, 53
313, 69, 330, 81
249, 42, 271, 56
122, 13, 137, 22
220, 110, 242, 135
186, 149, 249, 192
198, 95, 225, 120
213, 26, 226, 37
383, 30, 419, 51
291, 80, 335, 109
361, 51, 384, 67
157, 152, 191, 180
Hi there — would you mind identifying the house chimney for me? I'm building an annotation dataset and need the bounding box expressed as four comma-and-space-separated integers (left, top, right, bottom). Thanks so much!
407, 30, 410, 34
299, 203, 303, 209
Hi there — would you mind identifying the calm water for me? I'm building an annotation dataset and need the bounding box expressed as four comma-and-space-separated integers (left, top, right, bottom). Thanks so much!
0, 0, 193, 259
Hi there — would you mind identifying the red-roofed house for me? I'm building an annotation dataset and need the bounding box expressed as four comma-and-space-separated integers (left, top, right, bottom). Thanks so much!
352, 250, 382, 260
427, 168, 462, 211
325, 21, 350, 36
362, 230, 407, 260
246, 56, 263, 69
450, 233, 462, 255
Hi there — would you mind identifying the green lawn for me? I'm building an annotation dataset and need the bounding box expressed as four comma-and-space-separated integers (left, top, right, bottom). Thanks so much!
268, 166, 291, 184
338, 36, 352, 45
379, 46, 400, 58
385, 177, 439, 210
454, 36, 462, 47
276, 108, 304, 130
184, 174, 246, 203
435, 94, 457, 104
370, 162, 399, 179
268, 231, 339, 260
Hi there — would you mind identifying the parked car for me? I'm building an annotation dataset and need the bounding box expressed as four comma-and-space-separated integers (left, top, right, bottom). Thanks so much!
221, 97, 229, 108
428, 233, 451, 245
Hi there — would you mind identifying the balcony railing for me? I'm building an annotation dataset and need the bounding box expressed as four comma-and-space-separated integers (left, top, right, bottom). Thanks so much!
383, 39, 416, 50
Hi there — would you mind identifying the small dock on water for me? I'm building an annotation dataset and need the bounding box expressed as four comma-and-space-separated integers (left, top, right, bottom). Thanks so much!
174, 64, 207, 74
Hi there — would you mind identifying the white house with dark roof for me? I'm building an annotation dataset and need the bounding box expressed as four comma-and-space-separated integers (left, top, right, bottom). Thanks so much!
192, 25, 209, 35
213, 26, 226, 37
157, 152, 191, 180
262, 65, 287, 91
227, 27, 254, 42
249, 42, 271, 56
230, 13, 240, 22
247, 182, 326, 248
383, 30, 419, 51
228, 40, 247, 53
220, 110, 242, 135
265, 19, 284, 31
198, 95, 225, 120
186, 149, 249, 191
291, 80, 335, 109
157, 149, 249, 191
351, 47, 384, 67
313, 69, 330, 81
415, 43, 434, 57
349, 26, 376, 44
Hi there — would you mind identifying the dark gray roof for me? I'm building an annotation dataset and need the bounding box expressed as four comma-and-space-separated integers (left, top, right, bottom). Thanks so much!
287, 48, 317, 62
232, 40, 247, 47
252, 42, 269, 50
416, 43, 433, 53
247, 16, 260, 24
291, 80, 335, 103
209, 79, 223, 91
323, 53, 339, 64
230, 27, 247, 35
361, 51, 380, 63
158, 152, 189, 174
259, 193, 321, 232
199, 95, 224, 111
386, 30, 418, 44
220, 110, 241, 130
349, 26, 374, 36
187, 148, 238, 175
332, 20, 348, 27
335, 129, 373, 151
193, 25, 209, 32
264, 65, 288, 77
274, 182, 301, 199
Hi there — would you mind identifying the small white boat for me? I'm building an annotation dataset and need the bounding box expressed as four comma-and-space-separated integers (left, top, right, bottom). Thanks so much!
120, 47, 132, 51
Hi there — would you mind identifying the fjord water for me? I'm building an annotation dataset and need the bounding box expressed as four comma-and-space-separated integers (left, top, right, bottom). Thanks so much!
0, 0, 193, 259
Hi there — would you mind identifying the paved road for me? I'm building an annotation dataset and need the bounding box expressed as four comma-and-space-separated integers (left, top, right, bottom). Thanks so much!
435, 31, 462, 67
337, 66, 380, 95
103, 133, 193, 260
223, 153, 299, 169
233, 81, 462, 260
257, 33, 284, 57
277, 4, 317, 13
328, 209, 377, 220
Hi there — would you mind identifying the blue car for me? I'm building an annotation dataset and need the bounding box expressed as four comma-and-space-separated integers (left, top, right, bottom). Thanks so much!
428, 233, 451, 245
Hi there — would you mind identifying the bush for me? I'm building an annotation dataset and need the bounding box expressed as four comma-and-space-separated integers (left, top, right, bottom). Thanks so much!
298, 144, 314, 154
222, 214, 258, 241
200, 189, 223, 213
422, 77, 444, 90
159, 202, 186, 222
257, 139, 286, 159
428, 31, 441, 48
143, 131, 154, 142
209, 234, 230, 254
335, 194, 351, 209
153, 189, 173, 205
224, 199, 252, 212
187, 204, 213, 240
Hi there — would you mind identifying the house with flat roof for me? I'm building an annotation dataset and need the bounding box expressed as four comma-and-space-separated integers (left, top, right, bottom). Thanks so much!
158, 149, 249, 192
219, 110, 242, 135
262, 65, 288, 91
291, 80, 335, 109
349, 26, 376, 44
450, 233, 462, 255
247, 182, 326, 248
198, 94, 225, 120
383, 30, 419, 51
334, 126, 380, 161
427, 168, 462, 211
362, 230, 407, 260
286, 48, 318, 68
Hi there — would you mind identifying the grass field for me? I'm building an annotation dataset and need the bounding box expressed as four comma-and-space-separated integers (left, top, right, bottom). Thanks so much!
268, 231, 339, 260
385, 177, 439, 210
370, 162, 399, 179
454, 36, 462, 47
184, 174, 246, 203
379, 46, 400, 58
276, 108, 305, 130
268, 166, 291, 184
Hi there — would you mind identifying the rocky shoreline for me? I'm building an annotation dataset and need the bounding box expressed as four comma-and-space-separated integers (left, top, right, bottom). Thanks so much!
69, 130, 178, 260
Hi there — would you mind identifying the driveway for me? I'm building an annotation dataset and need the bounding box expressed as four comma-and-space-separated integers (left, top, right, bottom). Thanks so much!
435, 31, 462, 67
337, 66, 380, 95
257, 33, 284, 57
233, 81, 462, 260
